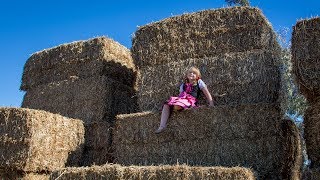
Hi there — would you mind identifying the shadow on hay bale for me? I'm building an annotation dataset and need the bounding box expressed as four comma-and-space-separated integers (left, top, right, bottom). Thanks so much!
114, 104, 301, 179
303, 97, 320, 168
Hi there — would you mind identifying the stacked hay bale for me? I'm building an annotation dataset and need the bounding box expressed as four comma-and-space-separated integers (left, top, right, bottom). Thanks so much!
114, 104, 302, 179
115, 6, 302, 179
132, 7, 281, 111
292, 17, 320, 173
20, 37, 138, 165
50, 164, 255, 179
0, 108, 84, 178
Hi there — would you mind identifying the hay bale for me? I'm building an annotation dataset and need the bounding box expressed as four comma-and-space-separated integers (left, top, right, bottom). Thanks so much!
0, 170, 49, 180
292, 17, 320, 99
302, 168, 320, 180
22, 76, 138, 124
0, 108, 84, 172
21, 36, 137, 90
114, 104, 301, 179
304, 97, 320, 167
81, 121, 114, 166
281, 119, 303, 180
50, 164, 255, 180
132, 7, 280, 67
138, 50, 280, 111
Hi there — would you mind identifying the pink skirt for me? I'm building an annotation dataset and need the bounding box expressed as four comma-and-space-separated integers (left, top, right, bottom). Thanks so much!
166, 92, 197, 109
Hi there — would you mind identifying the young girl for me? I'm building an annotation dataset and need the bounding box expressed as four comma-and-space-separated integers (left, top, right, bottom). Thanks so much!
155, 66, 214, 133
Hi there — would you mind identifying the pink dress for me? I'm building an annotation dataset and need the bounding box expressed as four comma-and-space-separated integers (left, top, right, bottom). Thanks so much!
166, 83, 198, 109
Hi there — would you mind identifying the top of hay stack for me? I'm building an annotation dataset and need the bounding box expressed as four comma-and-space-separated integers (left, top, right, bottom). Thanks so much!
21, 36, 137, 90
132, 6, 280, 67
292, 17, 320, 99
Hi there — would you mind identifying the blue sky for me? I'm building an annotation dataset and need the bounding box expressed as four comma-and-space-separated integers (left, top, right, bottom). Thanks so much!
0, 0, 319, 107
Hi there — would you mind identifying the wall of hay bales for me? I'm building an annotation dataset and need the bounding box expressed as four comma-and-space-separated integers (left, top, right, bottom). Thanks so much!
20, 37, 139, 166
292, 17, 320, 170
114, 104, 302, 179
132, 7, 281, 111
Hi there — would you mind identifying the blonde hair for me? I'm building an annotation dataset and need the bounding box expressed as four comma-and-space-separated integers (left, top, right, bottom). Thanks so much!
184, 66, 201, 83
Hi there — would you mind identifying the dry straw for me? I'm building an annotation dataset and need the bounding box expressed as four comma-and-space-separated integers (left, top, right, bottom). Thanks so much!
22, 76, 138, 124
132, 7, 280, 68
0, 170, 49, 180
0, 108, 85, 172
114, 104, 301, 179
21, 36, 138, 91
49, 164, 255, 180
304, 97, 320, 168
292, 17, 320, 100
137, 50, 280, 111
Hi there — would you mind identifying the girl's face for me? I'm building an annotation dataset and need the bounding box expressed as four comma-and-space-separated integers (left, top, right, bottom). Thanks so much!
187, 70, 198, 82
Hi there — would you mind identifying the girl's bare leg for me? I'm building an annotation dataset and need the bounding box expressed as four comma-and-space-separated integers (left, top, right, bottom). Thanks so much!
155, 104, 170, 133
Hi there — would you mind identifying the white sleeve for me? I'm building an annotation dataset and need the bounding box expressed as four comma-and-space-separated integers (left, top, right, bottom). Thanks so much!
198, 79, 207, 90
179, 84, 184, 93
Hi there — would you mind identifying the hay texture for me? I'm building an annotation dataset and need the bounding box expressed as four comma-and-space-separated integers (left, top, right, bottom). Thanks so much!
114, 104, 301, 179
292, 17, 320, 100
81, 121, 114, 166
0, 170, 49, 180
304, 97, 320, 167
132, 7, 279, 67
21, 36, 137, 90
138, 50, 280, 111
0, 108, 84, 172
22, 76, 138, 124
50, 164, 255, 180
132, 7, 281, 111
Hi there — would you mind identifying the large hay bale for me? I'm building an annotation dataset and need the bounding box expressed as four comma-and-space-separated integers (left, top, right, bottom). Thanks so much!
50, 164, 255, 180
114, 104, 301, 179
304, 97, 320, 167
22, 76, 138, 124
132, 7, 279, 67
0, 108, 84, 172
138, 50, 280, 111
21, 36, 137, 90
292, 17, 320, 99
81, 121, 114, 166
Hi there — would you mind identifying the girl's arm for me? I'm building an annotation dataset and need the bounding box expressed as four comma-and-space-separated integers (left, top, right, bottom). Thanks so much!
201, 87, 214, 106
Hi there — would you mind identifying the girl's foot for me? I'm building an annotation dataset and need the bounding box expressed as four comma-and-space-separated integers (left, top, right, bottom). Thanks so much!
155, 127, 166, 134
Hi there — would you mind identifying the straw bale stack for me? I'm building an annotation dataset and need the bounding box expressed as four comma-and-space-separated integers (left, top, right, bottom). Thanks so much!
81, 121, 114, 166
138, 50, 280, 110
132, 7, 281, 111
114, 104, 301, 179
292, 17, 320, 100
0, 108, 84, 172
304, 97, 320, 167
21, 36, 137, 90
50, 164, 255, 180
22, 76, 138, 124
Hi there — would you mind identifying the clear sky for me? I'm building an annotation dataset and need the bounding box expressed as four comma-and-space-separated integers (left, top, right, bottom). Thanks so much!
0, 0, 319, 107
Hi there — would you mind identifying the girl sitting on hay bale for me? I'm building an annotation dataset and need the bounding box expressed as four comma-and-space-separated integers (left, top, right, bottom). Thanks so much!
155, 66, 214, 133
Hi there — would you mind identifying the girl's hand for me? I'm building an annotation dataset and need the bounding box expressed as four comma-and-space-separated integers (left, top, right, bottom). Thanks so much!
208, 100, 214, 107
